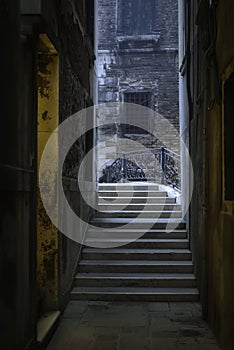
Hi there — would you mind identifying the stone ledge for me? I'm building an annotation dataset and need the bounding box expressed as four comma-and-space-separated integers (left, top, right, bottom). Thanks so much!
37, 310, 60, 348
117, 34, 161, 43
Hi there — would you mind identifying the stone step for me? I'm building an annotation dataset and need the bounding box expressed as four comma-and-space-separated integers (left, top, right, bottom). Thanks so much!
95, 210, 182, 219
79, 260, 194, 273
75, 272, 197, 288
91, 218, 186, 230
71, 286, 199, 302
98, 197, 176, 204
84, 238, 189, 249
72, 184, 198, 302
86, 229, 188, 239
98, 190, 168, 197
98, 184, 159, 191
82, 248, 191, 260
98, 203, 181, 211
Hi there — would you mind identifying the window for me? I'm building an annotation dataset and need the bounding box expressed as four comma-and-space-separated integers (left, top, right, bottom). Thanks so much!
122, 91, 153, 134
118, 0, 157, 36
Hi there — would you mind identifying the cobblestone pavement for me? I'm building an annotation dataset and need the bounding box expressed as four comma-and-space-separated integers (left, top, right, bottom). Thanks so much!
47, 301, 220, 350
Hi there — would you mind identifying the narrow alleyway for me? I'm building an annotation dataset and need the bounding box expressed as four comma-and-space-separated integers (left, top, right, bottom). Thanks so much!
47, 301, 220, 350
1, 2, 234, 350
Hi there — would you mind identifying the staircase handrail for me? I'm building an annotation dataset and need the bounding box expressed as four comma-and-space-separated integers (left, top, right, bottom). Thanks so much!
100, 147, 181, 191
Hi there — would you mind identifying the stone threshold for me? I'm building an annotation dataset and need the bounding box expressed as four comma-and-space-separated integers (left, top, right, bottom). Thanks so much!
37, 310, 60, 349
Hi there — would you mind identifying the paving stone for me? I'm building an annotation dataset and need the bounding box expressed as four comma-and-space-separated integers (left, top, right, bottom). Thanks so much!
119, 332, 150, 350
119, 311, 149, 327
106, 302, 127, 313
177, 343, 220, 350
150, 313, 176, 330
46, 319, 80, 350
149, 302, 170, 312
66, 326, 95, 350
79, 310, 115, 327
46, 301, 220, 350
63, 301, 88, 319
120, 326, 150, 338
151, 339, 179, 350
87, 301, 112, 310
177, 337, 200, 345
148, 310, 171, 319
170, 310, 194, 322
178, 328, 206, 338
151, 329, 179, 339
198, 338, 219, 345
169, 302, 201, 311
126, 302, 149, 313
92, 327, 121, 337
80, 309, 148, 327
174, 318, 204, 328
89, 333, 119, 350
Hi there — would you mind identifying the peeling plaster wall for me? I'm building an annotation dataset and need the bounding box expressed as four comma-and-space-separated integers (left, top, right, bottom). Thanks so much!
40, 0, 95, 311
37, 35, 59, 313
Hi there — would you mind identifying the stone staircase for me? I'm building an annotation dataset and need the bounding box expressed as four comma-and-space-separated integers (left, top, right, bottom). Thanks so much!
71, 183, 199, 301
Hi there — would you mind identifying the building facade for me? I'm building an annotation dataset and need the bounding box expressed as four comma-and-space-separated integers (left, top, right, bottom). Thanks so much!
97, 0, 179, 180
0, 1, 95, 349
179, 1, 234, 349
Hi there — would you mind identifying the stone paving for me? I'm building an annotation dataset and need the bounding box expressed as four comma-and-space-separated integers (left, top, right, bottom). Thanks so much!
47, 301, 220, 350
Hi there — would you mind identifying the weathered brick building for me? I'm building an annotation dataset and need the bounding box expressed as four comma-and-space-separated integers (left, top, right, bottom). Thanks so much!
97, 0, 179, 178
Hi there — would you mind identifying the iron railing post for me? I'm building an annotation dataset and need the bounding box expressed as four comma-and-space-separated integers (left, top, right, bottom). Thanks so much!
106, 165, 111, 182
160, 146, 165, 184
121, 153, 127, 182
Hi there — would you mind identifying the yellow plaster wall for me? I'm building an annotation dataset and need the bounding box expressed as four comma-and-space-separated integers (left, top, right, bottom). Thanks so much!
37, 34, 59, 312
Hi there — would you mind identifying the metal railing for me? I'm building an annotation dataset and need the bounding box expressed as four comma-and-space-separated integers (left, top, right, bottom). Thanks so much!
99, 147, 181, 191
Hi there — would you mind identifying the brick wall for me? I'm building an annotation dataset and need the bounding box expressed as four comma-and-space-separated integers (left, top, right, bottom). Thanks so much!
97, 0, 179, 179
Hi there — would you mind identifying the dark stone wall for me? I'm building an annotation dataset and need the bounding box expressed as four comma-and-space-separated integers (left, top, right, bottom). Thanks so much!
0, 1, 37, 349
158, 0, 179, 48
0, 0, 95, 348
98, 0, 117, 51
182, 1, 234, 349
